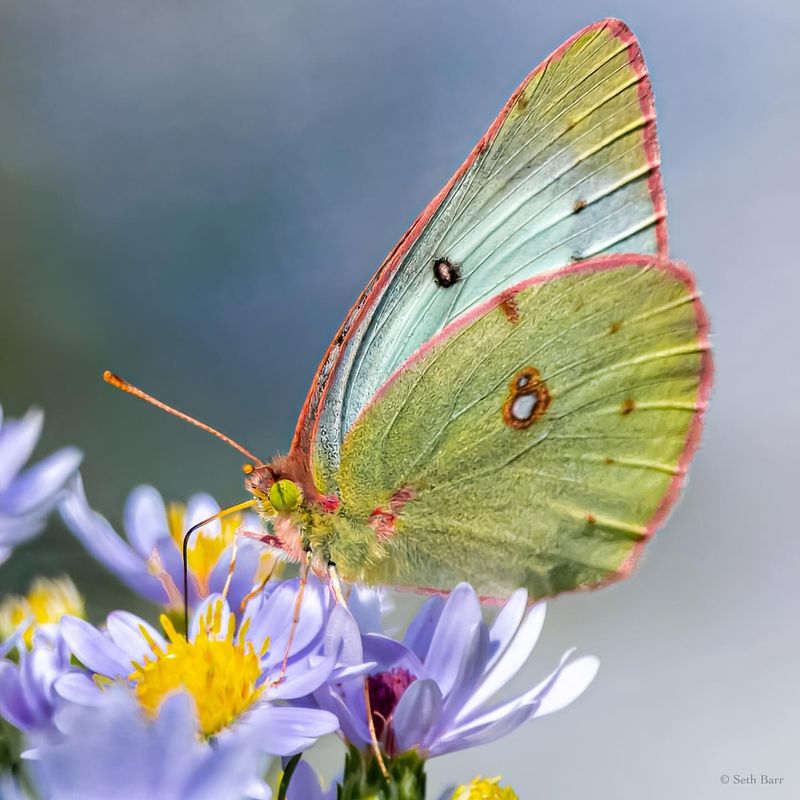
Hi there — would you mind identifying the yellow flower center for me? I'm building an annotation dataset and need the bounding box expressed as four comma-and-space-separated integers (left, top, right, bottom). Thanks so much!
128, 600, 269, 738
166, 502, 242, 593
0, 576, 84, 647
452, 777, 519, 800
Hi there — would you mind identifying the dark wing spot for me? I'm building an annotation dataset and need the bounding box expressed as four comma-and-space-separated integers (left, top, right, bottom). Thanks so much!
608, 320, 622, 334
433, 258, 461, 288
573, 199, 587, 213
620, 398, 636, 415
604, 457, 615, 465
586, 514, 597, 525
499, 296, 520, 323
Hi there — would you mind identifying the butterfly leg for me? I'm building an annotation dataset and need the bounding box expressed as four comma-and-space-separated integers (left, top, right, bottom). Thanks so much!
220, 530, 241, 603
274, 549, 312, 685
238, 550, 280, 612
363, 677, 389, 780
327, 561, 347, 606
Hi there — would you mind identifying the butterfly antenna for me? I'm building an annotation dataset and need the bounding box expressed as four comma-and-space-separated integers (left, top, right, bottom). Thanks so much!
103, 370, 264, 465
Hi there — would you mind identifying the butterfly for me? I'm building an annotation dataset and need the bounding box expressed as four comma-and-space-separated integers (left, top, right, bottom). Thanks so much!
107, 17, 712, 605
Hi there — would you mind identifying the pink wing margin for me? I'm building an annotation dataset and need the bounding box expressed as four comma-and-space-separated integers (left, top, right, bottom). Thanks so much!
352, 254, 713, 603
289, 18, 667, 474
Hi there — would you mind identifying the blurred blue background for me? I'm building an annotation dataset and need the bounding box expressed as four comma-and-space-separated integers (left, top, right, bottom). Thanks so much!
1, 1, 797, 797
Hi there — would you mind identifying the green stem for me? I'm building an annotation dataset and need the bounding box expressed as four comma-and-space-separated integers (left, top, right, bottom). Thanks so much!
277, 753, 303, 800
337, 744, 426, 800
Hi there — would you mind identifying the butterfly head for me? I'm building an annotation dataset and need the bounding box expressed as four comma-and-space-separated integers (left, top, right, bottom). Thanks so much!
242, 463, 300, 512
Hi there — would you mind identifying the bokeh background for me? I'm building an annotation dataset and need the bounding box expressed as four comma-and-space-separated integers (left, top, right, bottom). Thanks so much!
1, 1, 797, 797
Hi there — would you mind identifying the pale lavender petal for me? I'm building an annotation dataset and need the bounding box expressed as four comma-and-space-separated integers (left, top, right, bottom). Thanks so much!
328, 662, 377, 682
252, 578, 328, 664
393, 678, 444, 753
363, 634, 424, 676
106, 611, 165, 662
1, 448, 82, 515
185, 493, 221, 536
429, 702, 536, 757
239, 705, 339, 756
347, 587, 383, 635
286, 760, 327, 800
59, 476, 169, 604
183, 740, 268, 800
403, 594, 444, 661
442, 649, 581, 740
263, 654, 335, 701
0, 409, 43, 490
0, 661, 35, 729
456, 602, 546, 721
312, 683, 369, 745
60, 615, 131, 677
322, 605, 363, 665
533, 656, 599, 717
54, 672, 104, 705
0, 512, 44, 545
423, 584, 481, 697
435, 622, 489, 732
123, 485, 169, 558
485, 589, 529, 669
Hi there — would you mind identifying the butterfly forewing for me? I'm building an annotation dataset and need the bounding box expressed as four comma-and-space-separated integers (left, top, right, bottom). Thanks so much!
328, 257, 710, 600
301, 19, 666, 486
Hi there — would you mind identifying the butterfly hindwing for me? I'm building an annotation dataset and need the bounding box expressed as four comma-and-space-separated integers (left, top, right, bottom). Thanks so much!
301, 18, 667, 486
323, 256, 711, 600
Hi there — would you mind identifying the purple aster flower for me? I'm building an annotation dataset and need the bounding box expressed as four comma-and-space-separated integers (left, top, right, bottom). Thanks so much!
60, 477, 280, 614
56, 587, 340, 756
0, 625, 72, 736
0, 575, 86, 740
313, 583, 598, 759
28, 687, 272, 800
0, 406, 81, 564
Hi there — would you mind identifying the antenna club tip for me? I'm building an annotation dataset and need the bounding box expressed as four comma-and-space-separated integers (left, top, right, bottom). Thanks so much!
242, 463, 254, 475
103, 370, 127, 389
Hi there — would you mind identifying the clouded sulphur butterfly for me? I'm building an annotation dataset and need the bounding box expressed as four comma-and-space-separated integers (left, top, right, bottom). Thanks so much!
108, 18, 712, 603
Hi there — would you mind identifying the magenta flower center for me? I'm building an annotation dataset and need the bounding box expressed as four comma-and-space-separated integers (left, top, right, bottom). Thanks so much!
366, 667, 417, 756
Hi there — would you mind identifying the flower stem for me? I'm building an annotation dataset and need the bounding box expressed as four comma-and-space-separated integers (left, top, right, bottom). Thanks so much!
338, 744, 426, 800
278, 753, 303, 800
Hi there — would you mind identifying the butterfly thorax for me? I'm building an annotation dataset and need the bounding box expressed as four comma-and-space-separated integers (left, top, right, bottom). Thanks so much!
244, 455, 398, 581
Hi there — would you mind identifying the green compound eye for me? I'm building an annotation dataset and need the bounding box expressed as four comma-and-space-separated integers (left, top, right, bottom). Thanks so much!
268, 479, 301, 512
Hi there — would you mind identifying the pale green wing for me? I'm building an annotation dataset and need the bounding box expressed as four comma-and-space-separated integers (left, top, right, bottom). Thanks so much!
303, 19, 667, 486
324, 257, 711, 600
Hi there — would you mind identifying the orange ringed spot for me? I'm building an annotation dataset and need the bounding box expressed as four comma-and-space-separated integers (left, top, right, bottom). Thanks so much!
502, 367, 551, 429
608, 320, 622, 334
573, 198, 587, 213
586, 514, 597, 525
